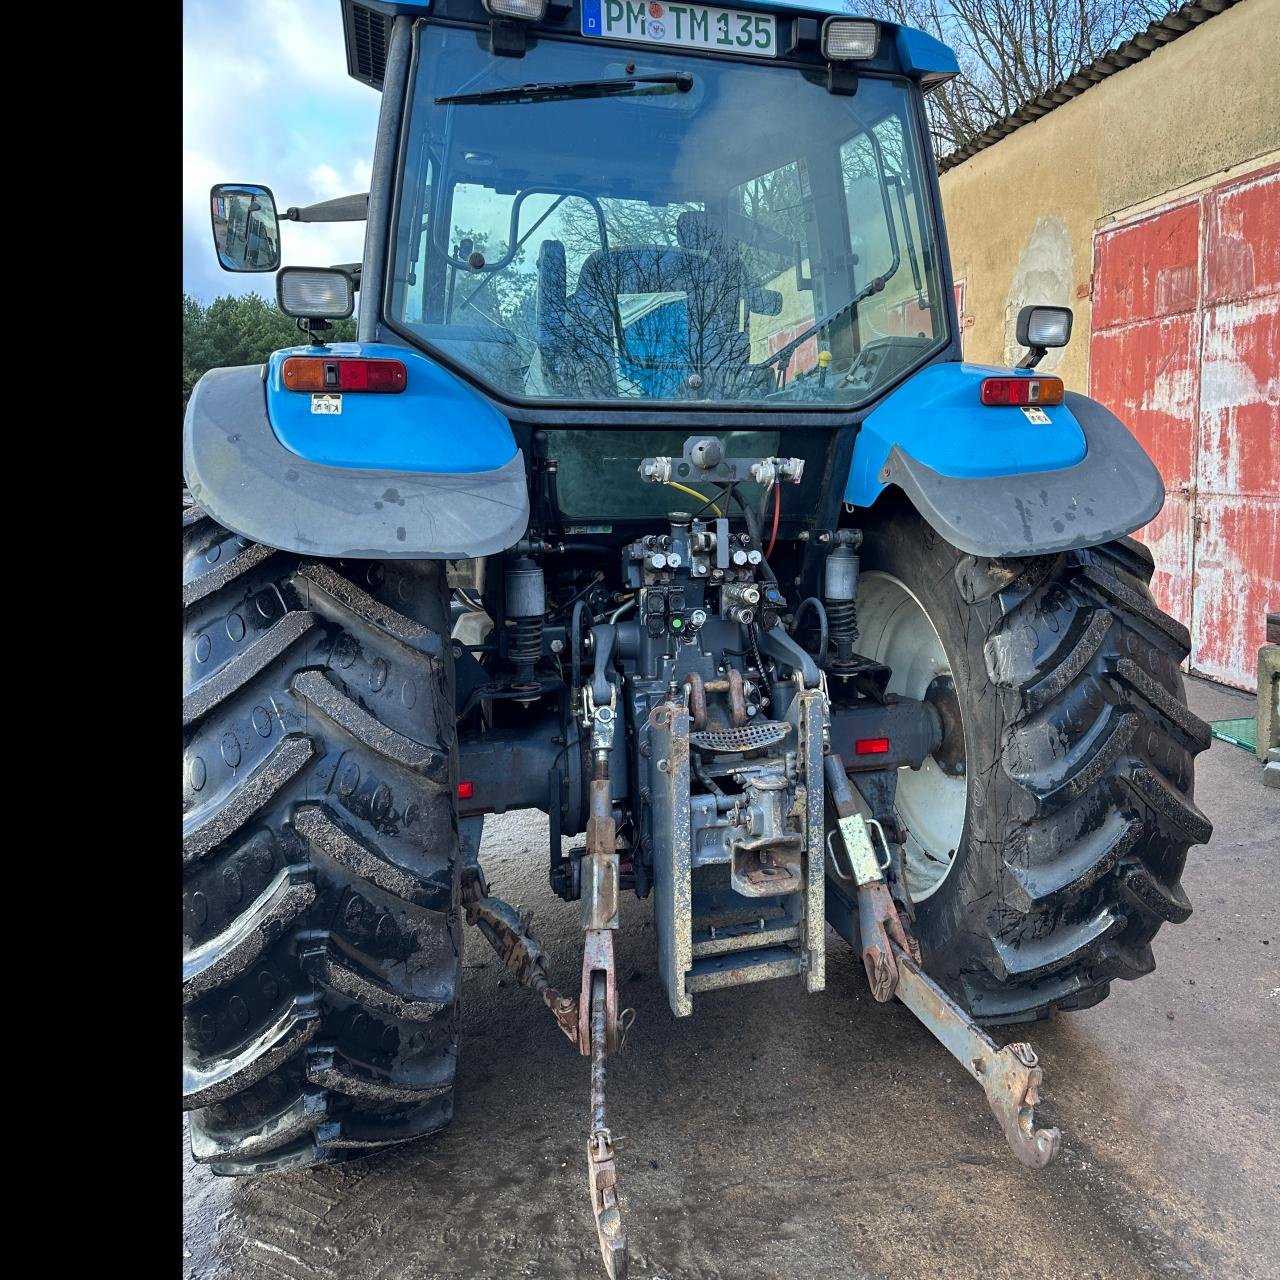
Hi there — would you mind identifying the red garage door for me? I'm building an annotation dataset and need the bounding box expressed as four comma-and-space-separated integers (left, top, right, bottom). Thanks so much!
1090, 164, 1280, 691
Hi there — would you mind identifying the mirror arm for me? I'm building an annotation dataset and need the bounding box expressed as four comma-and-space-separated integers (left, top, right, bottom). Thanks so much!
284, 193, 370, 223
1017, 345, 1047, 371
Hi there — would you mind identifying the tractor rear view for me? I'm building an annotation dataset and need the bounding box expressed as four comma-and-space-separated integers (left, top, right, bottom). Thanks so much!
184, 2, 1211, 1273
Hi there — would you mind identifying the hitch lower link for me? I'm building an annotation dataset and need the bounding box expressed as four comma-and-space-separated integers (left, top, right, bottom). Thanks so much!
580, 694, 634, 1279
464, 694, 635, 1279
825, 754, 1061, 1170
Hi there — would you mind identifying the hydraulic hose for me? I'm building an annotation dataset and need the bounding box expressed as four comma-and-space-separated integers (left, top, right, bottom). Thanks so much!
792, 596, 829, 660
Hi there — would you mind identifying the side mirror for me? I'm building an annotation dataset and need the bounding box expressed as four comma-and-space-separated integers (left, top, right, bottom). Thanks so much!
1016, 305, 1072, 370
210, 183, 281, 273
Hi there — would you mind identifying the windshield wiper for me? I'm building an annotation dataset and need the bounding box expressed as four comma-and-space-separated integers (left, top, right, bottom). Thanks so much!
436, 73, 693, 107
761, 269, 899, 377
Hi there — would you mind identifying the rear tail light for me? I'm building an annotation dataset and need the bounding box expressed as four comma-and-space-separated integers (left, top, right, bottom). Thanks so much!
281, 357, 407, 393
979, 376, 1064, 407
457, 781, 474, 800
855, 737, 891, 755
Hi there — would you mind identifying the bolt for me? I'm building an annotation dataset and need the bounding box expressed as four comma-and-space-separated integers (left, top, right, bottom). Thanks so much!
798, 530, 810, 542
550, 638, 564, 653
817, 531, 831, 543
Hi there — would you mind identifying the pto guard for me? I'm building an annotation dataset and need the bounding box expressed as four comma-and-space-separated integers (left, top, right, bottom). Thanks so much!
183, 343, 528, 559
846, 362, 1164, 557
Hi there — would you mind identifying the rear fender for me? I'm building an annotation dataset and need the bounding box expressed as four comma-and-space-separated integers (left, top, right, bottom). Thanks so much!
182, 343, 529, 559
846, 362, 1163, 557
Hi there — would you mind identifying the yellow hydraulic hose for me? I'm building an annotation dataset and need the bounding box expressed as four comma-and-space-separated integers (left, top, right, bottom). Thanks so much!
663, 481, 722, 516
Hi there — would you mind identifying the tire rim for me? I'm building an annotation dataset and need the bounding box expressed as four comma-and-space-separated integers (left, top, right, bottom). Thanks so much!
856, 571, 967, 901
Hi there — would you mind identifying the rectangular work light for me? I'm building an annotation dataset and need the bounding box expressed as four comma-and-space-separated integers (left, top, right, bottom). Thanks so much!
1017, 305, 1073, 349
482, 0, 547, 19
822, 19, 879, 60
277, 267, 355, 320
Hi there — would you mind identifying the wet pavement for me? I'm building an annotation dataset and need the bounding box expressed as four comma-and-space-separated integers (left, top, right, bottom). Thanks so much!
183, 676, 1278, 1280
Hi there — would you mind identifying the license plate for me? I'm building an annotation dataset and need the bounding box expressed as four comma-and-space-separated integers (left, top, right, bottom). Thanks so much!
582, 0, 778, 58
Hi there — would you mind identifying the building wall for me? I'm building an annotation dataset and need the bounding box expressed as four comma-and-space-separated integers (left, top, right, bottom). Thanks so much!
937, 0, 1280, 691
939, 0, 1280, 390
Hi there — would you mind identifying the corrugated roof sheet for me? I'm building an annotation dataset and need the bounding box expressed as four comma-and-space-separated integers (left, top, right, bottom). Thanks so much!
937, 0, 1239, 173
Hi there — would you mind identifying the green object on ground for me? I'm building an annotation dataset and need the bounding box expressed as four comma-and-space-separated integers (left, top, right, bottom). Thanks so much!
1210, 718, 1257, 751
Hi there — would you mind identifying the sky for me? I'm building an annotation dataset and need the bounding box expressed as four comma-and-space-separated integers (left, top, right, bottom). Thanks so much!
183, 0, 382, 303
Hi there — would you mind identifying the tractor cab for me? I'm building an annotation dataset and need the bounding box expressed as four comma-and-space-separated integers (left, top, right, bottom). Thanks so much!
377, 0, 957, 408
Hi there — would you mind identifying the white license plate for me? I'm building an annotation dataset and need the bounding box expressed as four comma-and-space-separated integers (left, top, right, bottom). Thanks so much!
581, 0, 778, 58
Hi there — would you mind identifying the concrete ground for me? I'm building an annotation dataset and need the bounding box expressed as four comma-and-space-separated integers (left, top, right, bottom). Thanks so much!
183, 676, 1277, 1280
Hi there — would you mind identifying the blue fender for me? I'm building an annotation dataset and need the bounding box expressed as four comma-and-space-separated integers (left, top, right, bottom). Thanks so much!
183, 342, 529, 559
845, 362, 1164, 557
263, 342, 518, 473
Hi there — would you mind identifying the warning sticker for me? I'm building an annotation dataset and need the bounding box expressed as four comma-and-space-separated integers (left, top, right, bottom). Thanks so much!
1021, 406, 1050, 425
312, 393, 342, 415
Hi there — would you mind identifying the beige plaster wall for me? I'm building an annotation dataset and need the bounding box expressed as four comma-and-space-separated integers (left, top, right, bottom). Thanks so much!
938, 0, 1280, 390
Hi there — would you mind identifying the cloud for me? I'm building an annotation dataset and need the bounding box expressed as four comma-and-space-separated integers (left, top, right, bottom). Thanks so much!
183, 0, 380, 303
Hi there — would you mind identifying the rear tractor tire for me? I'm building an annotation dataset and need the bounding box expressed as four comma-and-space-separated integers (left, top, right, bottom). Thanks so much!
182, 502, 463, 1172
854, 501, 1212, 1024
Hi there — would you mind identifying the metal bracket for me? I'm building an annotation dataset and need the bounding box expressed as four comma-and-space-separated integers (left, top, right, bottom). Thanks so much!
829, 813, 891, 885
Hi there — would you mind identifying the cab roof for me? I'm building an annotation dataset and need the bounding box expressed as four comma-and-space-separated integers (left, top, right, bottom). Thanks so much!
341, 0, 957, 92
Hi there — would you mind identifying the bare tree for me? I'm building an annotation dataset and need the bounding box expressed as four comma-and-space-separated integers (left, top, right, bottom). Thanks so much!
863, 0, 1173, 156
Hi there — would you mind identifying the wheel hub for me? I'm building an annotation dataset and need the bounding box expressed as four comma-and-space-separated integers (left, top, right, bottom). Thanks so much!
924, 674, 965, 777
855, 571, 968, 902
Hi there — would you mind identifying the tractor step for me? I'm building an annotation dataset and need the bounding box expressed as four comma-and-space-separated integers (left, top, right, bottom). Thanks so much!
686, 947, 803, 994
692, 920, 800, 959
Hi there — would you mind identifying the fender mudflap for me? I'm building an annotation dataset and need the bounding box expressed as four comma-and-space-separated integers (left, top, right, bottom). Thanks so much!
183, 366, 528, 559
875, 392, 1164, 558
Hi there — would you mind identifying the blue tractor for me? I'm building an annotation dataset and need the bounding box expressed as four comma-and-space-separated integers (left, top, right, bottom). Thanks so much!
183, 3, 1212, 1272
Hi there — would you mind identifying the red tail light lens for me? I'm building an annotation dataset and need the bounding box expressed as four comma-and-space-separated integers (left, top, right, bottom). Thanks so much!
457, 781, 474, 800
281, 356, 407, 393
855, 737, 891, 755
979, 376, 1064, 407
